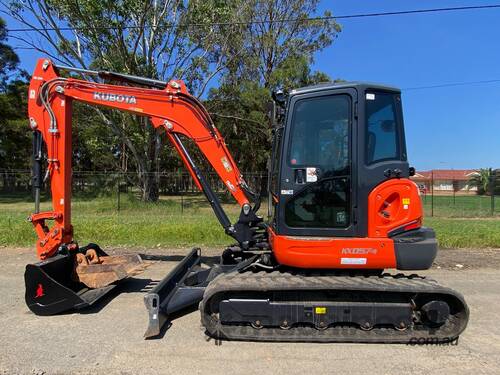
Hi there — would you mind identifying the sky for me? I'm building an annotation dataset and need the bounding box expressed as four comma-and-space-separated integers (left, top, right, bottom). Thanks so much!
315, 0, 500, 170
2, 0, 500, 171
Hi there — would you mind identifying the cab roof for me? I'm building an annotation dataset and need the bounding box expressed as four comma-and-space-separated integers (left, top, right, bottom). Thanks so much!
290, 81, 401, 96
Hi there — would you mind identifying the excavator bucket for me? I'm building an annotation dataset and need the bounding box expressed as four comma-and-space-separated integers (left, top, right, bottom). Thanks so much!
74, 253, 146, 289
25, 249, 147, 316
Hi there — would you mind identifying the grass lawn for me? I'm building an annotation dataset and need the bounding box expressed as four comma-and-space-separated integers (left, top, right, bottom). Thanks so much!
421, 194, 499, 218
1, 193, 499, 249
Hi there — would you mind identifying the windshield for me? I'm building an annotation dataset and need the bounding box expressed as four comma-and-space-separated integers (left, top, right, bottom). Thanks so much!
288, 95, 350, 176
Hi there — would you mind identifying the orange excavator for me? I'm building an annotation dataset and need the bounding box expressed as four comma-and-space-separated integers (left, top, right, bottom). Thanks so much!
25, 58, 468, 343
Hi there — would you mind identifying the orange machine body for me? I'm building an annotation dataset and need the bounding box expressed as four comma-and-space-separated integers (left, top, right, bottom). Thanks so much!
28, 58, 250, 259
270, 178, 423, 269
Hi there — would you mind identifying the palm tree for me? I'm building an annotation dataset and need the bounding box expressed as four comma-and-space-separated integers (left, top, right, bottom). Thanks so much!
468, 169, 491, 195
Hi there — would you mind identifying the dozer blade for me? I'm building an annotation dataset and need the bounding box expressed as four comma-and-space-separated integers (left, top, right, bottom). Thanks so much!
143, 248, 206, 338
143, 248, 257, 339
25, 252, 147, 316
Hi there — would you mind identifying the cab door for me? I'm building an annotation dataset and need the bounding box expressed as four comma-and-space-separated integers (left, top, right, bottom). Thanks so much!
274, 88, 358, 238
356, 89, 409, 237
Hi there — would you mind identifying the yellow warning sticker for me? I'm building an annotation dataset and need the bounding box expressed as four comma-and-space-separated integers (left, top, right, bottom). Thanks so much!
402, 198, 410, 205
315, 307, 327, 314
221, 156, 233, 172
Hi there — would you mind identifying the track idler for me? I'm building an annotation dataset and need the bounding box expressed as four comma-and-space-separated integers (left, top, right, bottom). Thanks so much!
25, 244, 147, 316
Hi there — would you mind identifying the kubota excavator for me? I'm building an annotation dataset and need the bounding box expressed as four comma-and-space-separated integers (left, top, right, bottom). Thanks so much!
24, 58, 469, 343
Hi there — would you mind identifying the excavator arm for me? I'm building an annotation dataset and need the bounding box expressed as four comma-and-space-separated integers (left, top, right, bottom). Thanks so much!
28, 58, 263, 260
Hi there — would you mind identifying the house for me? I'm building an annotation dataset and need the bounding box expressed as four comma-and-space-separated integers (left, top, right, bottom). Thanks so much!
411, 169, 479, 195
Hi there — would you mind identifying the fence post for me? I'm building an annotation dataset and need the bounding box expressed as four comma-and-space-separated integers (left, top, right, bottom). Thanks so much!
490, 168, 494, 216
181, 189, 184, 215
431, 170, 434, 217
117, 173, 121, 212
452, 179, 457, 206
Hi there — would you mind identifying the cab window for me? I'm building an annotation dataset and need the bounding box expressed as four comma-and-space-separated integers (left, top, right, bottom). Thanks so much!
365, 92, 402, 164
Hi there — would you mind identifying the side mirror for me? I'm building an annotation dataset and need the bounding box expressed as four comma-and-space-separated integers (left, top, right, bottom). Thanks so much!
270, 89, 287, 128
272, 89, 286, 107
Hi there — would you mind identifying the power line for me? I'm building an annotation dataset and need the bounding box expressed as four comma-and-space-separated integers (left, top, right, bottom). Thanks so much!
5, 4, 500, 33
403, 79, 500, 91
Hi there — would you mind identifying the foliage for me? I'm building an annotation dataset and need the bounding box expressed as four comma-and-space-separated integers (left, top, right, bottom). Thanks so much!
468, 168, 493, 195
0, 79, 31, 184
0, 16, 31, 193
3, 0, 251, 200
0, 17, 19, 88
207, 0, 341, 173
1, 0, 341, 199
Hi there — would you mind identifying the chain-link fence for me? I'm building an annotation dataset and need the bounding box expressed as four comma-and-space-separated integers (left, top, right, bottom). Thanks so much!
416, 169, 499, 217
0, 169, 267, 201
1, 169, 498, 217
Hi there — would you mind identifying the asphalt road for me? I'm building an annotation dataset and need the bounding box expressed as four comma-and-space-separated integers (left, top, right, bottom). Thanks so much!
1, 247, 499, 375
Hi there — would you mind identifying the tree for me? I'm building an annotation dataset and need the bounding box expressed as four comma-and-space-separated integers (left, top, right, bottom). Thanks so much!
468, 168, 492, 195
207, 0, 341, 175
2, 0, 251, 200
0, 17, 19, 88
0, 78, 31, 190
0, 17, 30, 190
2, 0, 341, 199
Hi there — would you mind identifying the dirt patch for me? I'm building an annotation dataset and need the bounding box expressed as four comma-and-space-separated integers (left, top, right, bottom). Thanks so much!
433, 247, 500, 270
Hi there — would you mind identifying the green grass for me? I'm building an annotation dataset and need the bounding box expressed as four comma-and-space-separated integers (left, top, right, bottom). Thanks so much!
424, 217, 500, 249
421, 194, 500, 218
1, 193, 499, 249
0, 193, 239, 248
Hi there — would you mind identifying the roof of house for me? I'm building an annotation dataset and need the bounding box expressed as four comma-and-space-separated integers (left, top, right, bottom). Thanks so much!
411, 169, 478, 181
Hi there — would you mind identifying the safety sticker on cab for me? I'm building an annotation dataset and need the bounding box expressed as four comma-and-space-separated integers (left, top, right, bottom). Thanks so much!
402, 198, 410, 210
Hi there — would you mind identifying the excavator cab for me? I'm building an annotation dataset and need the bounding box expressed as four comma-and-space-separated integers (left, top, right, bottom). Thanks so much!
270, 83, 409, 237
267, 83, 436, 270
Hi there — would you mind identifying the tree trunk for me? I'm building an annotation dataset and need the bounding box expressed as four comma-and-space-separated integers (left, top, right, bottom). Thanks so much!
136, 119, 163, 202
141, 172, 159, 201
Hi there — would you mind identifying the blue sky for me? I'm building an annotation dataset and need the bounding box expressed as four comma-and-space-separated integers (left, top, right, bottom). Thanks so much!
317, 0, 500, 170
2, 0, 500, 170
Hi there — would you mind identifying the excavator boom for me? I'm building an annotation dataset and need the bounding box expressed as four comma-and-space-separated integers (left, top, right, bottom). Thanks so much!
28, 59, 260, 260
25, 58, 265, 317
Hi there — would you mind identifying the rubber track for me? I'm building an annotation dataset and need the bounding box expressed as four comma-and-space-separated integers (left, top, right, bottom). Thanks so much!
200, 270, 469, 343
